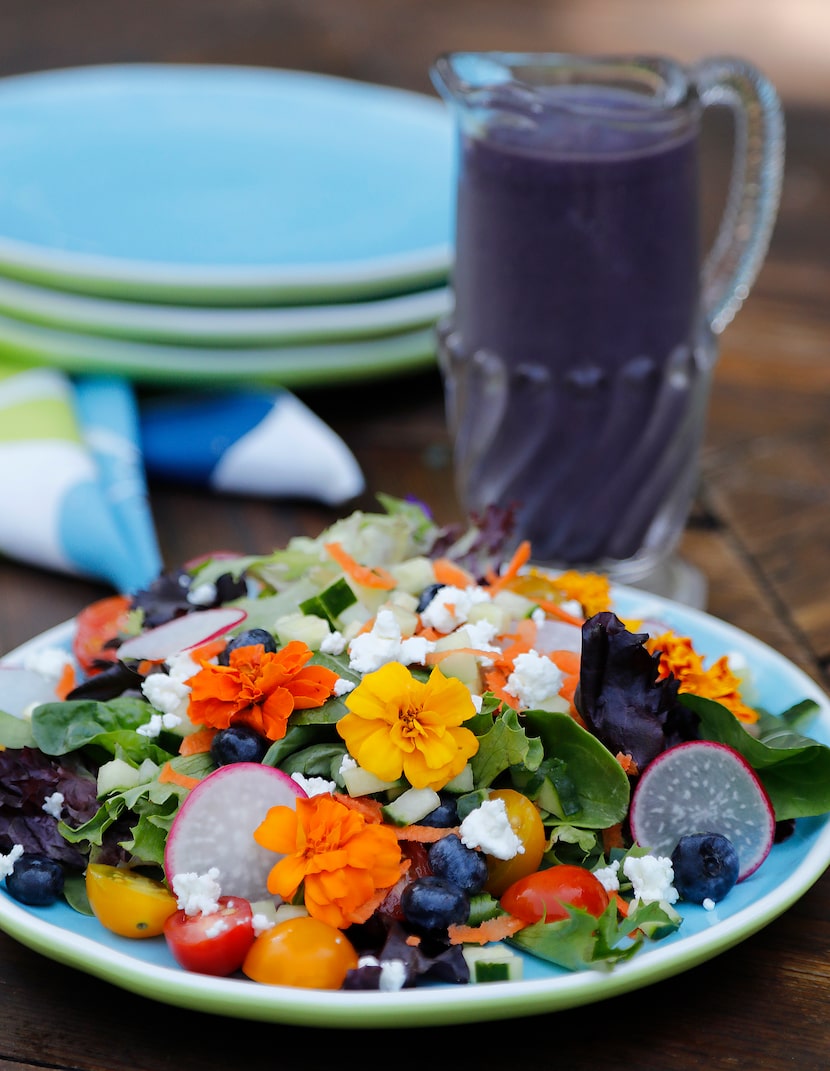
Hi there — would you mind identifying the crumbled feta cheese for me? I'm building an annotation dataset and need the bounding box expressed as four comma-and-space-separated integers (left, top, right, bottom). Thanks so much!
292, 771, 336, 796
0, 844, 24, 879
205, 918, 229, 939
167, 651, 202, 683
593, 859, 621, 893
505, 650, 564, 709
347, 609, 434, 673
252, 913, 275, 936
471, 693, 483, 713
378, 958, 407, 992
459, 798, 524, 860
419, 585, 491, 633
334, 677, 355, 696
20, 646, 75, 680
172, 868, 222, 915
136, 711, 182, 738
623, 854, 679, 906
187, 581, 217, 606
141, 671, 191, 719
702, 897, 716, 911
339, 754, 357, 775
42, 791, 65, 819
356, 955, 407, 992
320, 630, 347, 656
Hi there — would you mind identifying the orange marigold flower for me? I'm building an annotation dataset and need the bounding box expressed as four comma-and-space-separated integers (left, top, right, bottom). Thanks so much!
551, 570, 612, 618
646, 631, 759, 724
186, 640, 338, 742
254, 793, 406, 929
337, 662, 479, 791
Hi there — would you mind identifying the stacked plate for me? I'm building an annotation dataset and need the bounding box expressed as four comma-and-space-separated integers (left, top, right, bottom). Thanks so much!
0, 63, 455, 386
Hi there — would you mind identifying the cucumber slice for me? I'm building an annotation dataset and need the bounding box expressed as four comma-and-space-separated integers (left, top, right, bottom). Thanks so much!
381, 786, 441, 827
462, 944, 524, 983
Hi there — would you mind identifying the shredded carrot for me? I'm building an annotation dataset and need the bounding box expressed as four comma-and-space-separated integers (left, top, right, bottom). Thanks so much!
332, 792, 385, 823
602, 822, 626, 852
614, 752, 639, 776
448, 913, 528, 945
425, 646, 496, 667
413, 624, 443, 641
433, 557, 476, 588
406, 934, 422, 946
187, 636, 230, 662
613, 892, 629, 918
55, 662, 77, 700
534, 597, 585, 627
178, 727, 218, 756
324, 542, 397, 590
485, 540, 532, 595
395, 824, 460, 843
157, 762, 202, 791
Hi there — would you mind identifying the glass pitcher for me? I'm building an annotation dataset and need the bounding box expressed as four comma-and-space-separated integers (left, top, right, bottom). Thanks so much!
431, 52, 784, 585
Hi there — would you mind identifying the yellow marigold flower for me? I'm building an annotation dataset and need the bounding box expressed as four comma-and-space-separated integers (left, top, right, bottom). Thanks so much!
254, 793, 405, 929
551, 570, 612, 618
186, 640, 338, 742
646, 632, 759, 724
337, 662, 479, 791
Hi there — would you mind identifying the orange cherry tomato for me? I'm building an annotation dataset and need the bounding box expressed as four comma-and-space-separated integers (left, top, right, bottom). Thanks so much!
85, 864, 177, 938
500, 864, 610, 924
483, 788, 547, 897
242, 916, 358, 989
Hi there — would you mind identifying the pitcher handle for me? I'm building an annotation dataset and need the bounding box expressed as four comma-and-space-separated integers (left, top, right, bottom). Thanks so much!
692, 57, 785, 334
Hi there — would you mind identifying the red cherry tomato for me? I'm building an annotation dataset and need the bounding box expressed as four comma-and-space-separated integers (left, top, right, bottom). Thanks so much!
73, 594, 132, 675
163, 896, 255, 976
500, 864, 610, 924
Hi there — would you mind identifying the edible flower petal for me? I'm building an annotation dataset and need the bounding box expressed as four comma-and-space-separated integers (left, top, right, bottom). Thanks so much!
646, 632, 759, 724
255, 793, 406, 929
186, 641, 338, 742
337, 662, 479, 790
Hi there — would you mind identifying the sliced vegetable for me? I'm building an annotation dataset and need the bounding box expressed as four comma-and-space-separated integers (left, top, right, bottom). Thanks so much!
163, 762, 306, 903
117, 606, 248, 662
85, 864, 177, 938
164, 895, 255, 975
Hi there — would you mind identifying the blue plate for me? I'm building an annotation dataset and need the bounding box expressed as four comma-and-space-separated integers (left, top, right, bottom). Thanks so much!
0, 65, 453, 304
2, 588, 830, 1027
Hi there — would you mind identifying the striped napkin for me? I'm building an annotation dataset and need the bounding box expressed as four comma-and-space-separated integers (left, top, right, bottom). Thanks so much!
0, 366, 365, 593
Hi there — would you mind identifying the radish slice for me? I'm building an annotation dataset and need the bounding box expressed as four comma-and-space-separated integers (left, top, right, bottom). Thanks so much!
118, 607, 247, 662
0, 666, 60, 718
164, 762, 306, 903
629, 741, 776, 881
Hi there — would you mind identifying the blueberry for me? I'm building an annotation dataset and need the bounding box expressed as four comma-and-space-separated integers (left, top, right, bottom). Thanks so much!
428, 834, 488, 894
218, 628, 278, 665
5, 853, 65, 907
670, 832, 740, 903
421, 796, 459, 829
416, 583, 445, 614
400, 875, 469, 933
210, 725, 269, 765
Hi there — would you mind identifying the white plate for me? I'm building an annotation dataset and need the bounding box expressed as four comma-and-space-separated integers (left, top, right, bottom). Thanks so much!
0, 64, 453, 304
0, 275, 451, 346
0, 312, 438, 386
2, 587, 830, 1027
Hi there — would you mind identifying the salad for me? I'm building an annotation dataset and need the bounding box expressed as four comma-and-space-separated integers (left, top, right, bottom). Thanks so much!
2, 493, 830, 993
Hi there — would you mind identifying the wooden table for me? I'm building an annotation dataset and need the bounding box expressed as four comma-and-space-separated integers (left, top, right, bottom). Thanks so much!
2, 9, 830, 1070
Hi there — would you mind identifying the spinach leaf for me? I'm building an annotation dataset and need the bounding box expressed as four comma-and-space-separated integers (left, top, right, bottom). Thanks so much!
682, 693, 830, 820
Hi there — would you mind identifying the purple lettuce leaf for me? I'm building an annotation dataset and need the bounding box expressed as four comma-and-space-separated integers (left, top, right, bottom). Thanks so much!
576, 611, 698, 772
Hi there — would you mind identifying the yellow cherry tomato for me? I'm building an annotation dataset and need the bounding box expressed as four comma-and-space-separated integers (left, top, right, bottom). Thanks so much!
85, 864, 178, 938
242, 916, 358, 989
483, 788, 547, 897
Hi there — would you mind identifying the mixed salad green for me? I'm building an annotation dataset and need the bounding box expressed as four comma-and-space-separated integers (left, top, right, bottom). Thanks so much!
2, 494, 830, 991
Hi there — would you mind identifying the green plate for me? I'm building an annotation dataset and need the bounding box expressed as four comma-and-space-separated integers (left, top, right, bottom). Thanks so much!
2, 589, 830, 1027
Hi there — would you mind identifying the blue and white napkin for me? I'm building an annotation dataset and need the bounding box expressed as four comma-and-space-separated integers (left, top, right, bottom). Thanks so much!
0, 366, 365, 593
